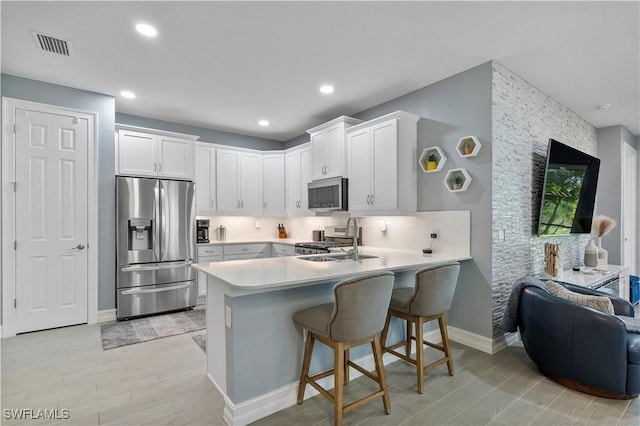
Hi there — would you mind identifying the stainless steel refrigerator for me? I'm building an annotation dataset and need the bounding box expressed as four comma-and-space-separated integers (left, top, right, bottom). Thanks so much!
116, 176, 196, 319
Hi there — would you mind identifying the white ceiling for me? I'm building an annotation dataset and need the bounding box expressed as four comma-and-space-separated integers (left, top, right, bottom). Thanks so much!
2, 1, 638, 142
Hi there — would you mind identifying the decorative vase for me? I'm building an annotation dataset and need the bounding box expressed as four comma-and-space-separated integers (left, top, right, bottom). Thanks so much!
426, 161, 437, 170
596, 237, 608, 267
464, 147, 473, 155
584, 239, 598, 267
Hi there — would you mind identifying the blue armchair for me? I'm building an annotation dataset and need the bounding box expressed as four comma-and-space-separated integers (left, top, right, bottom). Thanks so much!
518, 282, 639, 399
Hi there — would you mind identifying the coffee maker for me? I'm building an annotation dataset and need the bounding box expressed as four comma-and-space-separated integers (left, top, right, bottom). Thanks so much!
196, 219, 210, 243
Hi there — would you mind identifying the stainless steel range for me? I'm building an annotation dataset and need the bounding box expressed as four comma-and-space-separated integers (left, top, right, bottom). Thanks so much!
294, 226, 362, 255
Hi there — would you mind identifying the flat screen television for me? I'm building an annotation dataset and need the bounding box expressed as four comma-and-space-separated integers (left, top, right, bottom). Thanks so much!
537, 139, 600, 236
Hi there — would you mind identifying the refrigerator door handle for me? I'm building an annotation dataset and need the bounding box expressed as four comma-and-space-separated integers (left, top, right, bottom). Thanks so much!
154, 180, 162, 261
121, 282, 193, 295
120, 261, 193, 272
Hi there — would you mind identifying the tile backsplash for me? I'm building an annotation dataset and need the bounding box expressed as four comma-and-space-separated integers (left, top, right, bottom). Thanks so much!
197, 211, 470, 257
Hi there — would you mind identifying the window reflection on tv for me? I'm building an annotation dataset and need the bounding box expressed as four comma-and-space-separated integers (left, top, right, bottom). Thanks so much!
538, 166, 587, 235
537, 139, 600, 236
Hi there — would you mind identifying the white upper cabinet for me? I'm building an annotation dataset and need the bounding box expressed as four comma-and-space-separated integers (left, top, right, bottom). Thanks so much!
195, 143, 216, 215
285, 143, 313, 215
346, 111, 419, 215
308, 116, 361, 180
116, 126, 197, 180
216, 149, 263, 215
263, 153, 286, 215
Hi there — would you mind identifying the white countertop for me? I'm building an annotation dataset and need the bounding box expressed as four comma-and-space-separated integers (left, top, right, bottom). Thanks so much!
543, 265, 627, 289
198, 238, 299, 246
193, 246, 470, 291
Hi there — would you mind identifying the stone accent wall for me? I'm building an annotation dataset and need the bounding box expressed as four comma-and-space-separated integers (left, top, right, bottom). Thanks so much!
491, 62, 597, 338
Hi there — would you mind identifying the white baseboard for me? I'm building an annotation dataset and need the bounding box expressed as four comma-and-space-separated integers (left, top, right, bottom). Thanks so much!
97, 309, 116, 323
447, 326, 521, 354
217, 328, 441, 426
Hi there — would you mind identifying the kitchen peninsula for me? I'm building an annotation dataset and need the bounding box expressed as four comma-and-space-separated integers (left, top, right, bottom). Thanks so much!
193, 246, 471, 425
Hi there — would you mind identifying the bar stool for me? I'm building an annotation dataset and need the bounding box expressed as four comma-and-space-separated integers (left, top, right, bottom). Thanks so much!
293, 271, 395, 426
380, 262, 460, 393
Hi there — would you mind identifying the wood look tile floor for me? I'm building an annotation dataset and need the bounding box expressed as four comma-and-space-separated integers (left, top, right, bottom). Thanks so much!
1, 323, 638, 425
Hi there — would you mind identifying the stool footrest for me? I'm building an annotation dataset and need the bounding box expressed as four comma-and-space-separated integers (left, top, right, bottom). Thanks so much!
348, 360, 378, 382
344, 390, 386, 414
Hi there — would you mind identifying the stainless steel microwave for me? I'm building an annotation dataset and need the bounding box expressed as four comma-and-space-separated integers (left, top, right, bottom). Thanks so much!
308, 177, 348, 211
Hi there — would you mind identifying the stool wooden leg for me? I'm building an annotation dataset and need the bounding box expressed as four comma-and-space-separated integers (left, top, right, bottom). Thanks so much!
380, 312, 391, 349
344, 349, 350, 385
405, 319, 412, 357
416, 318, 424, 394
334, 341, 345, 426
372, 335, 391, 414
297, 332, 315, 404
438, 314, 454, 376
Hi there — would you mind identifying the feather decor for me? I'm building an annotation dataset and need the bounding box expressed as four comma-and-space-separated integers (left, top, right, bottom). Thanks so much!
592, 215, 617, 237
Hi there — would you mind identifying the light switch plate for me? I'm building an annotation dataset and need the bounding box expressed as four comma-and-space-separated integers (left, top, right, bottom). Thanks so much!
225, 305, 232, 328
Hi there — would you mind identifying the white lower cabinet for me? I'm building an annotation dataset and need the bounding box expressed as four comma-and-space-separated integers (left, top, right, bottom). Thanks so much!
272, 243, 296, 257
346, 111, 419, 215
196, 245, 224, 297
223, 243, 270, 261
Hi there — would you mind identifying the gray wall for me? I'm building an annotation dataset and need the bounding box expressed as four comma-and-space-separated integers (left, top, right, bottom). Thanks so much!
638, 135, 640, 276
351, 62, 494, 338
1, 73, 116, 311
116, 113, 284, 151
491, 63, 598, 339
596, 126, 624, 264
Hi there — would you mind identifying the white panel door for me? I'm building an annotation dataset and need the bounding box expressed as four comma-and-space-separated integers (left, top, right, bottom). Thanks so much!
263, 154, 285, 215
216, 150, 241, 213
347, 128, 373, 211
158, 136, 193, 180
240, 152, 263, 214
622, 142, 637, 275
15, 108, 89, 333
117, 130, 157, 177
371, 119, 398, 211
285, 151, 301, 211
326, 124, 343, 178
195, 144, 216, 214
299, 147, 313, 210
311, 131, 327, 180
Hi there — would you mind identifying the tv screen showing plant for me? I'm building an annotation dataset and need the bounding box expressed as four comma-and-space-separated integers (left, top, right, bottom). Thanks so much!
538, 165, 587, 235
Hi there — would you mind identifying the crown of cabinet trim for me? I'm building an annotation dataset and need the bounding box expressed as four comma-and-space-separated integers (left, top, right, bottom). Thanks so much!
116, 123, 200, 141
345, 110, 420, 134
306, 116, 363, 134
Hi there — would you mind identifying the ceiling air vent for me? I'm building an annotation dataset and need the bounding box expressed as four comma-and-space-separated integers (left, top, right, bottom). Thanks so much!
31, 31, 71, 56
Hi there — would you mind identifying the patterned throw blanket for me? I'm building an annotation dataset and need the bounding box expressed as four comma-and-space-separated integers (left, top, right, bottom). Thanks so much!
499, 276, 546, 332
616, 315, 640, 333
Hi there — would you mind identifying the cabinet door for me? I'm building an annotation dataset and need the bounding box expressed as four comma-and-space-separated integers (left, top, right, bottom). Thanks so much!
195, 145, 216, 214
117, 130, 157, 177
299, 147, 313, 210
158, 136, 194, 180
347, 128, 373, 211
371, 119, 398, 210
216, 150, 241, 213
263, 154, 285, 215
310, 131, 327, 180
285, 151, 301, 212
239, 152, 263, 214
326, 124, 344, 178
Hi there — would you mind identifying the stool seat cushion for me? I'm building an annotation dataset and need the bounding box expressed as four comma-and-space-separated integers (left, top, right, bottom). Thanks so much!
293, 302, 334, 338
390, 288, 414, 313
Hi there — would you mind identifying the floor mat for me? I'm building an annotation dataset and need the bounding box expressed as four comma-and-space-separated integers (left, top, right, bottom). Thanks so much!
191, 332, 206, 352
101, 309, 205, 350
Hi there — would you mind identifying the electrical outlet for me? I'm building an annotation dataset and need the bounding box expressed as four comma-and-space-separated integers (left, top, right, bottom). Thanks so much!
430, 227, 438, 239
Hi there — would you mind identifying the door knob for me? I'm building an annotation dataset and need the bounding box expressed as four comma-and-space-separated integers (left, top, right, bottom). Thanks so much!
70, 244, 85, 251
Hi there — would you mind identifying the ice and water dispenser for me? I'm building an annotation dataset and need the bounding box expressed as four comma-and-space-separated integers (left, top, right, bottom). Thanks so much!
127, 218, 153, 251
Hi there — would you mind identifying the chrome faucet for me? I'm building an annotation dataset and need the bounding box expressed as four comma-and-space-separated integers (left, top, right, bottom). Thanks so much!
345, 217, 359, 260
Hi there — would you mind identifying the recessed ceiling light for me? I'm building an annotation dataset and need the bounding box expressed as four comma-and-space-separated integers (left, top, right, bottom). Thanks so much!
135, 23, 157, 37
258, 120, 269, 127
596, 104, 611, 111
320, 85, 334, 94
120, 90, 136, 99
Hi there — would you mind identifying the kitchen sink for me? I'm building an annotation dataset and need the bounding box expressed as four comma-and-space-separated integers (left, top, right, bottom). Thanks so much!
298, 254, 379, 262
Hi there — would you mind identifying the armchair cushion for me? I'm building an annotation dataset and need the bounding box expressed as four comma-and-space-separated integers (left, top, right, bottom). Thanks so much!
546, 281, 614, 314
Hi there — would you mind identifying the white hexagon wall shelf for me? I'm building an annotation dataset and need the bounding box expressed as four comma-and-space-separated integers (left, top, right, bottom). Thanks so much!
444, 168, 472, 192
419, 146, 447, 173
456, 136, 481, 157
